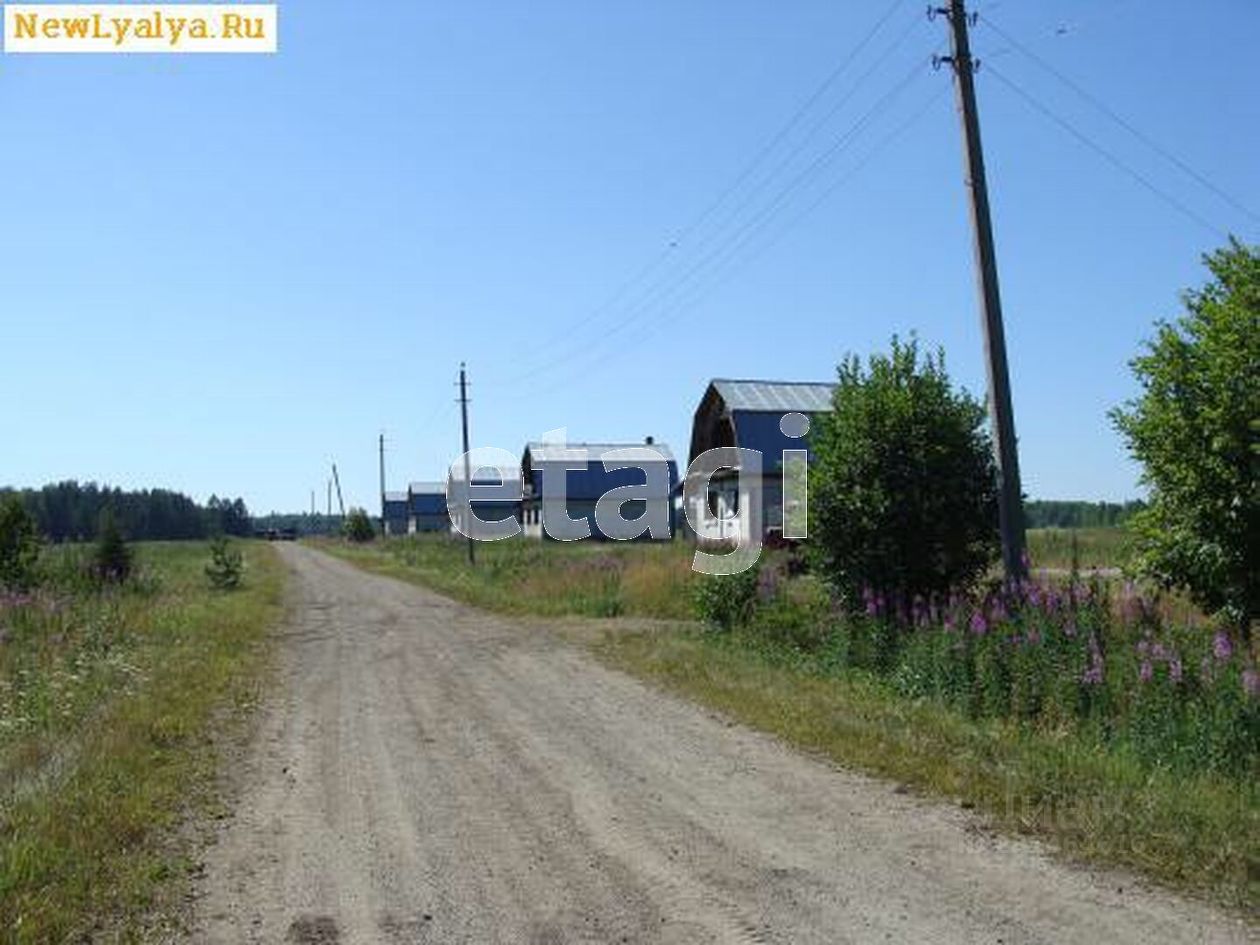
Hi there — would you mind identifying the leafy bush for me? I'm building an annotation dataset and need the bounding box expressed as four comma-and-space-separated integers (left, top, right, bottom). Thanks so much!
809, 336, 999, 609
0, 496, 41, 591
692, 563, 760, 632
205, 537, 244, 590
93, 507, 132, 585
1112, 239, 1259, 632
342, 507, 376, 543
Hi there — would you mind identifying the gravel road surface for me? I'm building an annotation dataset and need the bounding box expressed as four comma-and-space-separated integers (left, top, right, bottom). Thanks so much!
190, 544, 1251, 944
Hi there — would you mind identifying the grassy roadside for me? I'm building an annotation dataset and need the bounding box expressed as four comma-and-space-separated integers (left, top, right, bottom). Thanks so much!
594, 628, 1257, 912
0, 541, 285, 943
313, 535, 695, 620
320, 535, 1256, 914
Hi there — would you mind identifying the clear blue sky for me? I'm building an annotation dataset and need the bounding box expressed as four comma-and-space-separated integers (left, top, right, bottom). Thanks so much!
2, 0, 1256, 515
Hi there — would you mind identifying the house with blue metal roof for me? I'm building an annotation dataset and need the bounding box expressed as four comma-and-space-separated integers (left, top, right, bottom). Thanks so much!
453, 472, 522, 538
407, 482, 449, 533
521, 439, 677, 540
686, 379, 836, 540
382, 491, 409, 536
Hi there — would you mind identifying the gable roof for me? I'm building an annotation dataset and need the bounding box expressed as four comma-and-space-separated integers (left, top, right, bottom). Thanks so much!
711, 378, 835, 414
524, 442, 676, 465
408, 481, 446, 495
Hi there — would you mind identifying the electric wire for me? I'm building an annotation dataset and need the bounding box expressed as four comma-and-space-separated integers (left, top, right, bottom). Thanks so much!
502, 0, 920, 384
983, 16, 1259, 226
985, 62, 1230, 239
520, 80, 949, 400
514, 56, 931, 386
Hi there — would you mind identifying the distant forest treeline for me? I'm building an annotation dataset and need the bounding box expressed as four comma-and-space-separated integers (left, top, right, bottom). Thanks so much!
1024, 500, 1143, 529
0, 481, 252, 542
257, 500, 1141, 536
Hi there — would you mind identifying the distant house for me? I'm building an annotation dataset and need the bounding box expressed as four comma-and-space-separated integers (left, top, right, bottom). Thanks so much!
686, 378, 835, 540
521, 439, 677, 540
382, 492, 409, 536
448, 471, 522, 537
407, 482, 449, 534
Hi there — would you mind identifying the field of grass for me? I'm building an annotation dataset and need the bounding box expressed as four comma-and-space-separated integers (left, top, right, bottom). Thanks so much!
318, 534, 696, 620
322, 533, 1257, 914
1027, 526, 1132, 571
0, 541, 284, 944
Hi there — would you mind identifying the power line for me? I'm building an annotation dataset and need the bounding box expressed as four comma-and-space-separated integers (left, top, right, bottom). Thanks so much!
521, 81, 948, 400
983, 15, 1259, 227
503, 0, 919, 384
674, 10, 926, 268
517, 57, 931, 386
985, 63, 1230, 239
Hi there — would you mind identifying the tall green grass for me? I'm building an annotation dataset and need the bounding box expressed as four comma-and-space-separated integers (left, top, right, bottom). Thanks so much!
1026, 526, 1132, 570
319, 535, 696, 620
596, 627, 1258, 910
0, 541, 284, 944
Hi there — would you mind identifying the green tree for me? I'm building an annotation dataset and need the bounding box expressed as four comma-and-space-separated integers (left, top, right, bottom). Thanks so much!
810, 336, 999, 608
94, 507, 133, 585
0, 496, 41, 591
342, 507, 375, 543
1111, 238, 1259, 632
205, 536, 244, 590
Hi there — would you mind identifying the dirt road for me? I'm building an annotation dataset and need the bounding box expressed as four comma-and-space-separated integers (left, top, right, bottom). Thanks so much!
190, 545, 1249, 944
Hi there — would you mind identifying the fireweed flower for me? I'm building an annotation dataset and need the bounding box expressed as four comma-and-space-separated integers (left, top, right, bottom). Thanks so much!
1169, 657, 1183, 684
969, 611, 988, 635
1139, 661, 1153, 683
1213, 631, 1233, 661
1081, 659, 1104, 686
1243, 668, 1259, 700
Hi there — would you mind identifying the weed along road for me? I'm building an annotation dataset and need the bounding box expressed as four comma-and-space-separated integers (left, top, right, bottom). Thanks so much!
190, 544, 1247, 945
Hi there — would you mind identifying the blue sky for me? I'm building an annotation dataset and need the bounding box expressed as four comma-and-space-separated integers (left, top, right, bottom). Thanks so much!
2, 0, 1256, 515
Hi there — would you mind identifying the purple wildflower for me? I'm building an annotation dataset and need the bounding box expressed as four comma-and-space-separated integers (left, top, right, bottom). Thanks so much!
969, 611, 988, 636
1168, 657, 1183, 684
1243, 669, 1259, 700
1139, 661, 1153, 683
1212, 631, 1233, 662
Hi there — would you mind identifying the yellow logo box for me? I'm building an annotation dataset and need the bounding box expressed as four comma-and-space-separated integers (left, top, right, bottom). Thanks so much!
4, 4, 277, 54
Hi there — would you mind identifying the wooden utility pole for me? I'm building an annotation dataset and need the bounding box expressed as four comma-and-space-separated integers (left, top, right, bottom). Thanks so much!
379, 432, 387, 535
458, 362, 476, 566
331, 463, 345, 518
937, 0, 1027, 581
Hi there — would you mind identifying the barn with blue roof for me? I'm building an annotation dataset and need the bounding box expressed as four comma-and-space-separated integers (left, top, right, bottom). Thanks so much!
382, 491, 409, 536
522, 439, 677, 540
686, 378, 835, 540
407, 482, 449, 533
